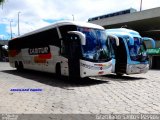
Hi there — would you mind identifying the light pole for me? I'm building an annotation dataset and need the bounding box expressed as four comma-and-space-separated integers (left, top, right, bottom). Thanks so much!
10, 20, 13, 39
72, 14, 74, 21
140, 0, 142, 11
18, 12, 21, 36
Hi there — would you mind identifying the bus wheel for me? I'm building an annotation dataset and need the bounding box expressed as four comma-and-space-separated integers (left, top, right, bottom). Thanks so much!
56, 63, 61, 78
116, 73, 123, 76
15, 61, 24, 71
15, 61, 18, 69
18, 61, 24, 71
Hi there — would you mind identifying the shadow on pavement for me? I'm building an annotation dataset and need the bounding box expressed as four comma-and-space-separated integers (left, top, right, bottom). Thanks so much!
104, 74, 146, 81
2, 69, 109, 88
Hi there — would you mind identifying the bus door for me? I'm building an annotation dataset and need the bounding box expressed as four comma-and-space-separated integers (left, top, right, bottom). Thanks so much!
109, 37, 127, 74
67, 34, 81, 79
115, 37, 127, 74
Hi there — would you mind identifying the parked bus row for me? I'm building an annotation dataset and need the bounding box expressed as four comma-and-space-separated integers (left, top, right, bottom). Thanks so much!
8, 21, 154, 79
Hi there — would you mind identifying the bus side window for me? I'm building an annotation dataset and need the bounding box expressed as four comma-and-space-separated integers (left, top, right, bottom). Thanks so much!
108, 37, 116, 58
59, 25, 77, 38
61, 40, 69, 57
59, 25, 77, 57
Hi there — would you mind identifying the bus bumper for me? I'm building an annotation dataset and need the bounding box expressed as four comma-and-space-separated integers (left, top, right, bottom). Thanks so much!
126, 64, 149, 74
80, 60, 112, 78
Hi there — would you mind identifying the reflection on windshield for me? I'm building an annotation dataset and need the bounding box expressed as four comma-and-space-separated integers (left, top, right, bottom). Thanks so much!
127, 37, 148, 61
77, 27, 111, 62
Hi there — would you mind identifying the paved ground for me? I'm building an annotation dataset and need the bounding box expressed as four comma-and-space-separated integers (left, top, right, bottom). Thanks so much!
0, 62, 160, 115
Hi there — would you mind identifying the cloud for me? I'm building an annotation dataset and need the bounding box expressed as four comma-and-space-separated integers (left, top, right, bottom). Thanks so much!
0, 35, 5, 40
0, 0, 160, 38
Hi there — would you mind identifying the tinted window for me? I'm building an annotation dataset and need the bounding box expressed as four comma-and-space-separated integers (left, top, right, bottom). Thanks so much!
9, 28, 59, 50
59, 25, 77, 38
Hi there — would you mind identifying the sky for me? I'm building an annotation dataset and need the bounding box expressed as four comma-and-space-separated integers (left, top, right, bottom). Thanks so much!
0, 0, 160, 40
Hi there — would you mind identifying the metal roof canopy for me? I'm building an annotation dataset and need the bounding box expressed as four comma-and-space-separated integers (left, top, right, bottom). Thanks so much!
89, 7, 160, 40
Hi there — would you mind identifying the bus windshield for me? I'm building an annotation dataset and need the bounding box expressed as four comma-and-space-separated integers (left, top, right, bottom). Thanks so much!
77, 27, 111, 62
127, 37, 148, 61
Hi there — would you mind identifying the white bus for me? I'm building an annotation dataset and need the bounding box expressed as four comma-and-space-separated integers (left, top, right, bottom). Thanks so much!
8, 21, 119, 79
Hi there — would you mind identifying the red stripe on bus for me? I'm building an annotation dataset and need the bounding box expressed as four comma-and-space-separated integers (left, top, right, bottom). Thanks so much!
38, 53, 52, 59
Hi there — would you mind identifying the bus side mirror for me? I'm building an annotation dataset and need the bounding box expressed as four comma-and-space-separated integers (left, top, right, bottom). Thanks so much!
68, 31, 86, 45
142, 37, 156, 48
107, 34, 119, 46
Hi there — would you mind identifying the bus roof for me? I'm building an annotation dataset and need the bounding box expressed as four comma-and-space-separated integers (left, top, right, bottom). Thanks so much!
106, 28, 141, 37
18, 21, 104, 38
